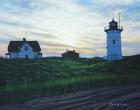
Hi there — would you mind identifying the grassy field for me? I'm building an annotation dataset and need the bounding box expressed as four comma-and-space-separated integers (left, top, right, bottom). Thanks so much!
0, 55, 140, 105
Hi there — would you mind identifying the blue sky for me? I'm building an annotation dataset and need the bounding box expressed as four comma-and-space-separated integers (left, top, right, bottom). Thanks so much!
0, 0, 140, 57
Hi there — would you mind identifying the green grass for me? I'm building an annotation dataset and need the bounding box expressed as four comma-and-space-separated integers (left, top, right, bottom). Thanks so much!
0, 55, 140, 105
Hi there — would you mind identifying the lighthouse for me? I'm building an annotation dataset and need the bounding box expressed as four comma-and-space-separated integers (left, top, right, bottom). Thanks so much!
104, 18, 123, 61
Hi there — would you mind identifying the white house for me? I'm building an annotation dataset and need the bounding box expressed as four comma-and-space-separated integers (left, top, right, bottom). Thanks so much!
104, 18, 123, 61
6, 38, 42, 59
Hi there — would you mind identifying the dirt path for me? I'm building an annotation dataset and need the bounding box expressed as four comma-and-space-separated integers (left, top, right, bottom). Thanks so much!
1, 85, 140, 110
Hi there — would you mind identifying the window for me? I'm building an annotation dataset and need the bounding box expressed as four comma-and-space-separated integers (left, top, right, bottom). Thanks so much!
25, 55, 28, 59
113, 40, 115, 45
25, 46, 28, 51
35, 55, 37, 59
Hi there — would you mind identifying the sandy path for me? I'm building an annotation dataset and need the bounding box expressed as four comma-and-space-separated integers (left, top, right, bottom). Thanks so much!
0, 85, 140, 110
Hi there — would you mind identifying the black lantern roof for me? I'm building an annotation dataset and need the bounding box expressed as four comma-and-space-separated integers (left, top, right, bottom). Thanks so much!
104, 18, 123, 32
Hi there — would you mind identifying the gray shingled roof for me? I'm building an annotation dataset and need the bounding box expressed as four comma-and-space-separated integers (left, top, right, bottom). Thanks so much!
8, 41, 41, 52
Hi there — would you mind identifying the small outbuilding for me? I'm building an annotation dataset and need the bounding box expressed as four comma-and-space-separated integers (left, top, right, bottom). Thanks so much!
62, 50, 79, 58
6, 38, 42, 59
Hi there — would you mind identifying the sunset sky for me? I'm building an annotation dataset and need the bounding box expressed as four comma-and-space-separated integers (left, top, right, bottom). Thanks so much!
0, 0, 140, 57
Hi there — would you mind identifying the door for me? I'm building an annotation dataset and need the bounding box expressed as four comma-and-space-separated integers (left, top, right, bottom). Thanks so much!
25, 55, 28, 59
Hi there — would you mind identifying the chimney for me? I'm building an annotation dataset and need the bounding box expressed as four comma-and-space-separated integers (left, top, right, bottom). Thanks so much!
23, 38, 26, 41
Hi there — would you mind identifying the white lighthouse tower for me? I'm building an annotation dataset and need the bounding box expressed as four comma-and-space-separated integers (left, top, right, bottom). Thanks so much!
104, 18, 123, 61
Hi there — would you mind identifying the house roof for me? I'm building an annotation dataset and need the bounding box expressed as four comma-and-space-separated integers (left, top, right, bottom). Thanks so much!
62, 50, 79, 55
8, 40, 41, 52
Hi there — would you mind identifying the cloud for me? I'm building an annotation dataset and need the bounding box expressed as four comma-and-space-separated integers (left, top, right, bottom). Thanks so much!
92, 0, 135, 6
0, 0, 139, 57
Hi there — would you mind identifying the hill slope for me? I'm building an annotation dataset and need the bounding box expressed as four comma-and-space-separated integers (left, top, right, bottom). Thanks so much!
0, 54, 140, 105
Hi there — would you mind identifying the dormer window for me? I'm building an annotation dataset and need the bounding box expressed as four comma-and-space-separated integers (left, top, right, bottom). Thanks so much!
25, 46, 28, 51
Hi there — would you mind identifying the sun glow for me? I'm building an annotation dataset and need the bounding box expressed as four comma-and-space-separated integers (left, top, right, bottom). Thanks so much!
61, 37, 77, 47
